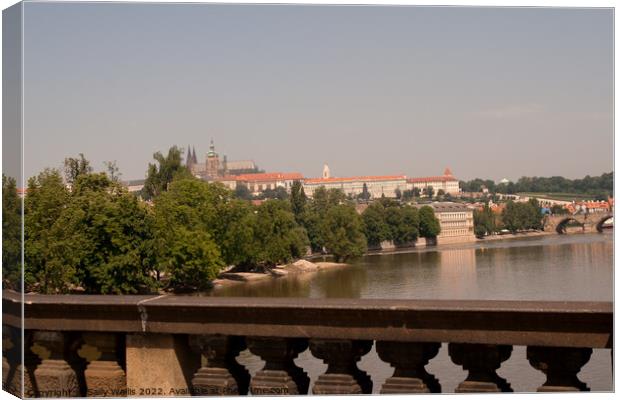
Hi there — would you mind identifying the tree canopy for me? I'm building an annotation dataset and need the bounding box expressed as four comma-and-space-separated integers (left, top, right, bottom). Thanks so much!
142, 146, 192, 200
322, 204, 367, 262
3, 175, 22, 290
418, 206, 441, 238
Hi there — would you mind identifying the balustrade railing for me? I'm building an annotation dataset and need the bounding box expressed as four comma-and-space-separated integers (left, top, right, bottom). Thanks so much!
2, 290, 612, 397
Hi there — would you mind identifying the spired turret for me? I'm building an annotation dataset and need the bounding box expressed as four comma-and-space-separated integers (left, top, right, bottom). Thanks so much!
208, 139, 217, 157
323, 163, 331, 179
206, 139, 220, 178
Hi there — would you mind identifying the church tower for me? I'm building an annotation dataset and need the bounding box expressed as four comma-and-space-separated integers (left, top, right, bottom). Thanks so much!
186, 145, 195, 172
206, 139, 220, 178
322, 163, 331, 179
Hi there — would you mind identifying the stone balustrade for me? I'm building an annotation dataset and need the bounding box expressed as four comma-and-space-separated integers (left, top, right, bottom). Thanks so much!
2, 290, 612, 397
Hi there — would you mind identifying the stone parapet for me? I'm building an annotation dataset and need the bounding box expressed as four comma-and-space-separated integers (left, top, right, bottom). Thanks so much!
2, 291, 612, 396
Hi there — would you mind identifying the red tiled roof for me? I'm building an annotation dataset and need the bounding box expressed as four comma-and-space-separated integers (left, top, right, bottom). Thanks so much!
213, 175, 239, 182
578, 201, 609, 209
235, 172, 303, 182
407, 176, 457, 183
304, 175, 407, 184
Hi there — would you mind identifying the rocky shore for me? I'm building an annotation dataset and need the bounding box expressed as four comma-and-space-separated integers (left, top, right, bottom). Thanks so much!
212, 260, 348, 288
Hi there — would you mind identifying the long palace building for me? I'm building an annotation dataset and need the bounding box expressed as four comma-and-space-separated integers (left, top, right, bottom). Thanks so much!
181, 142, 461, 199
301, 164, 460, 198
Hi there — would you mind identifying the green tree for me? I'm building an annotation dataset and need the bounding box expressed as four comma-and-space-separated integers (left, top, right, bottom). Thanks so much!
24, 169, 72, 293
382, 204, 420, 245
3, 175, 22, 289
152, 178, 226, 289
401, 189, 414, 201
398, 205, 420, 244
526, 198, 543, 230
290, 180, 307, 221
216, 199, 258, 268
299, 208, 324, 253
424, 186, 435, 199
234, 183, 253, 200
361, 202, 390, 247
313, 187, 347, 214
501, 201, 523, 233
501, 200, 543, 233
550, 204, 568, 215
51, 173, 158, 294
64, 153, 92, 186
323, 204, 367, 262
473, 204, 496, 237
142, 146, 192, 200
260, 186, 289, 200
418, 206, 441, 238
253, 200, 309, 267
161, 228, 223, 290
301, 187, 348, 253
103, 160, 122, 182
358, 183, 371, 201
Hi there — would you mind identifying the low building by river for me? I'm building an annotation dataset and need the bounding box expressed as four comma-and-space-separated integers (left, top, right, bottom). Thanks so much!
427, 202, 476, 244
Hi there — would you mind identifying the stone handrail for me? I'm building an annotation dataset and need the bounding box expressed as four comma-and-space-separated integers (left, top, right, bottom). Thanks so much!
2, 291, 613, 396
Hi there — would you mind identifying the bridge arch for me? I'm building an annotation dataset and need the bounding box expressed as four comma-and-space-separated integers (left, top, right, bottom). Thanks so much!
595, 215, 614, 233
555, 217, 585, 234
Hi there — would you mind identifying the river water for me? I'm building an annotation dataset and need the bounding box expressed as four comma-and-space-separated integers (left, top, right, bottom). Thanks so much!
215, 233, 614, 393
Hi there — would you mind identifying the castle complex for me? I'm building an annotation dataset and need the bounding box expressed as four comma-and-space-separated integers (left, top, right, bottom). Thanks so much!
186, 140, 261, 179
185, 141, 461, 199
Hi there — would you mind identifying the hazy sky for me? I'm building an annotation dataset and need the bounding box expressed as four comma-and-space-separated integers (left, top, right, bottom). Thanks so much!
21, 3, 613, 182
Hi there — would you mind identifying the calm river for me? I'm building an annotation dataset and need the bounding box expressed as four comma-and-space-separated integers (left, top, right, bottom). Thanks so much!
215, 232, 614, 393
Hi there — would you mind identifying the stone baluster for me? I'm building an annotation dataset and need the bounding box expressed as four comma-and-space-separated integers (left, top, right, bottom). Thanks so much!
526, 346, 592, 391
376, 341, 441, 393
247, 337, 309, 395
24, 330, 42, 398
78, 333, 126, 397
2, 325, 20, 396
448, 343, 513, 392
32, 331, 81, 397
189, 335, 250, 395
309, 339, 373, 394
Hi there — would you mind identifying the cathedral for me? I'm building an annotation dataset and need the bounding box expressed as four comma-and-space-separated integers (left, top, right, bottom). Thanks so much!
186, 140, 261, 179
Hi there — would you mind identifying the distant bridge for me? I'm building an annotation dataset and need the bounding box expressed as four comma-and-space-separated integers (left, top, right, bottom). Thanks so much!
543, 213, 613, 234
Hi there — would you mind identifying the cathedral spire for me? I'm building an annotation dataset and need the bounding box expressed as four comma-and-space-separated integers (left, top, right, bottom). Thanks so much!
186, 145, 192, 167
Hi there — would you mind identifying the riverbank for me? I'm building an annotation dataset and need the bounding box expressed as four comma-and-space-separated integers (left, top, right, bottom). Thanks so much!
212, 260, 348, 288
212, 229, 597, 288
363, 228, 598, 257
476, 229, 555, 242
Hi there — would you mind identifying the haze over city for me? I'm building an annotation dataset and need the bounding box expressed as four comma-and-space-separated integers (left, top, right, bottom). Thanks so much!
18, 3, 612, 181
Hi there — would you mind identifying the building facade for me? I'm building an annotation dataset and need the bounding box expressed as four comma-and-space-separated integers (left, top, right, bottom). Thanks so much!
407, 168, 460, 195
427, 202, 476, 244
234, 172, 304, 195
303, 175, 409, 199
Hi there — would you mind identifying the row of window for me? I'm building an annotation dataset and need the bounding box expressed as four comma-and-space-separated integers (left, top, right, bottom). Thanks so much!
439, 212, 470, 219
441, 221, 470, 228
441, 228, 474, 237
